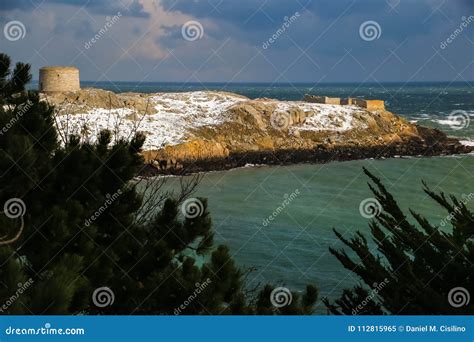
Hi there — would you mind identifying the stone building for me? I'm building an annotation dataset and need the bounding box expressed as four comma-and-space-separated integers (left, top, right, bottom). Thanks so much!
341, 98, 353, 105
303, 95, 341, 105
351, 99, 385, 111
39, 66, 80, 93
304, 94, 385, 112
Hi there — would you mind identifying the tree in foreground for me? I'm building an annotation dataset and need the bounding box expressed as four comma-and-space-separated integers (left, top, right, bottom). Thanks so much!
324, 168, 473, 315
0, 53, 316, 315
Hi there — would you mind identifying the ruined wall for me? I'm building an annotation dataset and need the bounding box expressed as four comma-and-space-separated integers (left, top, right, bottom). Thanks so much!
366, 100, 385, 111
352, 99, 385, 111
303, 95, 341, 105
341, 98, 354, 105
304, 94, 385, 111
39, 66, 80, 93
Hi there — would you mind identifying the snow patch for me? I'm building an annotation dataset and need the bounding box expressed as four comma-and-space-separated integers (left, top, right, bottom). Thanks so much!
266, 101, 365, 132
55, 91, 246, 150
54, 92, 369, 150
298, 104, 361, 132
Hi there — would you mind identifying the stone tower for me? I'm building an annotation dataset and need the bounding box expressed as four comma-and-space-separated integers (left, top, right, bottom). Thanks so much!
39, 66, 80, 93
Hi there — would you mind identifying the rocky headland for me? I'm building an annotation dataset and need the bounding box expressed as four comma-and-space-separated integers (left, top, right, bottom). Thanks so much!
41, 88, 473, 175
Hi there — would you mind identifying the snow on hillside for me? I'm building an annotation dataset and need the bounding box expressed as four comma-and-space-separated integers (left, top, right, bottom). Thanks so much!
269, 101, 365, 132
54, 91, 366, 150
55, 92, 246, 149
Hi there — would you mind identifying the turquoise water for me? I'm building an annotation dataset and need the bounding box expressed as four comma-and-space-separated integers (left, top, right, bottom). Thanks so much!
164, 155, 474, 310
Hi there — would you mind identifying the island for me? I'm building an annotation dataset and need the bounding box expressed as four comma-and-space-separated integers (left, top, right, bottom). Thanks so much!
40, 86, 472, 175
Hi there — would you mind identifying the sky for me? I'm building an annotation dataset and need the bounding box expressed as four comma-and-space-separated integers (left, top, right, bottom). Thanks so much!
0, 0, 472, 83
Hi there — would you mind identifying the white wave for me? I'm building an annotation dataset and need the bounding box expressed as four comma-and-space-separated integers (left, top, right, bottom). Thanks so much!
460, 140, 474, 147
434, 119, 458, 126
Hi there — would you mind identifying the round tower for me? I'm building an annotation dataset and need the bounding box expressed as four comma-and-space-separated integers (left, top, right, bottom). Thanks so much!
39, 66, 80, 93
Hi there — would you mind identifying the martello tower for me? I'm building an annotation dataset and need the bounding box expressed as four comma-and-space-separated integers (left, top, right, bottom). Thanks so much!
39, 66, 80, 93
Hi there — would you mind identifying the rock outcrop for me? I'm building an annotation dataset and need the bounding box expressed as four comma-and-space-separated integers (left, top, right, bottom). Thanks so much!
41, 88, 472, 175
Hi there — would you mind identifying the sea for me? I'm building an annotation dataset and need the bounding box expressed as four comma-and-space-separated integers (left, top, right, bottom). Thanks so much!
36, 81, 474, 312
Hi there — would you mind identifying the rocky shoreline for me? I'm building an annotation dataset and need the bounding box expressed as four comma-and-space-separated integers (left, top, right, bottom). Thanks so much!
140, 126, 473, 176
41, 88, 473, 177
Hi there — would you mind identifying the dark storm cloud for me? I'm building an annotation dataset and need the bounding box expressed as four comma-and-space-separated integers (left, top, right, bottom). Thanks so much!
1, 0, 472, 82
160, 0, 389, 29
0, 0, 149, 17
159, 0, 472, 56
158, 0, 455, 47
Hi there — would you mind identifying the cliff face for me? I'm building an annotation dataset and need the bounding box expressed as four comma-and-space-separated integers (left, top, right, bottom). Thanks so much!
42, 88, 471, 174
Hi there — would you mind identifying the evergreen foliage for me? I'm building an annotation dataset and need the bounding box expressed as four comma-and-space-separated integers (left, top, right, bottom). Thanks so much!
324, 168, 474, 315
